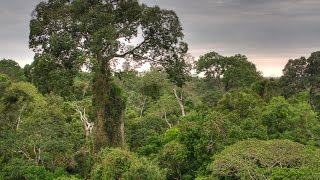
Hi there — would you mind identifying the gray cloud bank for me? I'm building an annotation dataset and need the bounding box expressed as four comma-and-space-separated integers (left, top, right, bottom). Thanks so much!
1, 0, 320, 76
0, 0, 42, 66
142, 0, 320, 76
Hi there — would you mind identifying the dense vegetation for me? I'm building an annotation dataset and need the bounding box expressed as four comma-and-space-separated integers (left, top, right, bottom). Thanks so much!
1, 0, 320, 179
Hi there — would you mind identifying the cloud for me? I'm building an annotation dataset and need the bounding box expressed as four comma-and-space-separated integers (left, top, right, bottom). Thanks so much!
1, 0, 319, 76
140, 0, 320, 76
0, 0, 42, 66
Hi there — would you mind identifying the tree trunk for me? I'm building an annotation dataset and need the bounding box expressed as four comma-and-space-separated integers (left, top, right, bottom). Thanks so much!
163, 111, 172, 128
308, 88, 316, 111
173, 86, 186, 117
92, 55, 125, 152
92, 57, 109, 152
140, 97, 147, 118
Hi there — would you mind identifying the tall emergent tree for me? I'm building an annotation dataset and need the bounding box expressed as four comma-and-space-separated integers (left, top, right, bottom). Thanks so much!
29, 0, 187, 150
280, 51, 320, 110
196, 52, 261, 91
0, 59, 25, 81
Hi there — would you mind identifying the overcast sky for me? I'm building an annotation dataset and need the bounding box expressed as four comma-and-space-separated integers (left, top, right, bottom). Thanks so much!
1, 0, 320, 76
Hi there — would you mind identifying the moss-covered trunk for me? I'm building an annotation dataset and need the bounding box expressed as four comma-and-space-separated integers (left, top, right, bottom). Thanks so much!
92, 56, 125, 152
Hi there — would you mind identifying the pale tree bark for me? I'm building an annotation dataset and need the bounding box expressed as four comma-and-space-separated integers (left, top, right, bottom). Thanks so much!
34, 145, 41, 165
173, 86, 186, 117
163, 111, 172, 128
73, 102, 94, 138
16, 116, 21, 131
17, 148, 33, 161
16, 145, 42, 165
16, 104, 27, 131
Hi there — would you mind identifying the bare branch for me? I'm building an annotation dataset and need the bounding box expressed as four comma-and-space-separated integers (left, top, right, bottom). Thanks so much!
163, 112, 172, 128
173, 86, 185, 117
73, 102, 94, 137
115, 39, 147, 58
16, 148, 34, 161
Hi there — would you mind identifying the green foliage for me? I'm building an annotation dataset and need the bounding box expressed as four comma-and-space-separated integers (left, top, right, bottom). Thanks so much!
0, 81, 45, 131
161, 42, 190, 87
159, 141, 188, 179
187, 77, 224, 108
25, 54, 78, 97
222, 55, 262, 91
217, 90, 264, 118
0, 59, 25, 81
196, 51, 226, 80
262, 96, 319, 144
30, 0, 188, 149
0, 82, 87, 178
126, 114, 166, 154
1, 158, 78, 180
209, 139, 320, 179
73, 72, 92, 99
2, 1, 320, 177
162, 112, 227, 178
140, 70, 168, 100
103, 81, 126, 147
91, 148, 166, 180
270, 168, 320, 179
0, 73, 11, 101
4, 53, 320, 179
162, 127, 181, 144
196, 52, 262, 91
147, 93, 180, 119
280, 57, 309, 98
15, 95, 75, 170
251, 78, 281, 101
280, 51, 320, 111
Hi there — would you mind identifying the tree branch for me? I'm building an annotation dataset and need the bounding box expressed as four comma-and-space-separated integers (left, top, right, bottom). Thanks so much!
73, 102, 94, 138
115, 39, 147, 58
163, 111, 172, 128
16, 148, 34, 161
173, 86, 185, 117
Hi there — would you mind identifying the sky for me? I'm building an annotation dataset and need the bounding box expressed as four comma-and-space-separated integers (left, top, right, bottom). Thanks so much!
1, 0, 320, 77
